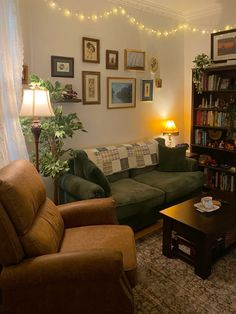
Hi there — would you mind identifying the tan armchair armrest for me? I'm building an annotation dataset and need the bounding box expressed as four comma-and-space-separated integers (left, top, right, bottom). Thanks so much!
57, 197, 118, 228
1, 249, 123, 289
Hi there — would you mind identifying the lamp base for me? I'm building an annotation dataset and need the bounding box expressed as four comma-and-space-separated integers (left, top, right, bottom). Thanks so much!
31, 119, 41, 172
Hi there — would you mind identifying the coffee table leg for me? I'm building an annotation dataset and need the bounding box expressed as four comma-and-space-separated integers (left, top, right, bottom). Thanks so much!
195, 235, 212, 279
162, 217, 172, 258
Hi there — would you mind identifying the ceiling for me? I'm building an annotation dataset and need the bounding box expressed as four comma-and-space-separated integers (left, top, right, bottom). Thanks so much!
111, 0, 222, 20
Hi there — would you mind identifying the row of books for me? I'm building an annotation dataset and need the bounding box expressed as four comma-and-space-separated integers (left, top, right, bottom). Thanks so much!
195, 110, 229, 127
195, 129, 208, 145
200, 73, 236, 91
203, 168, 234, 192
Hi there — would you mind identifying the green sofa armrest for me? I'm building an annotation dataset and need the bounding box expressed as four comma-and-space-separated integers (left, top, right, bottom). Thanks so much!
59, 173, 105, 200
186, 157, 198, 171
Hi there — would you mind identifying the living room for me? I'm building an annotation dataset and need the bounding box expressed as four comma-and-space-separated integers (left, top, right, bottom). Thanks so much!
0, 0, 236, 313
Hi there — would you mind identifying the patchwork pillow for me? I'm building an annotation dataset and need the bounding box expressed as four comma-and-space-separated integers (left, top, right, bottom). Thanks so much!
158, 145, 187, 172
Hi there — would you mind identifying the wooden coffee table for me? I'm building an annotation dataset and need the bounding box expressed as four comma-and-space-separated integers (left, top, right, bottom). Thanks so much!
160, 191, 236, 279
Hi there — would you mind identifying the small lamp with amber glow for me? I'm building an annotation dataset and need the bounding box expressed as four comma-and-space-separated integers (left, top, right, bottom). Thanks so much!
162, 119, 179, 147
20, 88, 54, 172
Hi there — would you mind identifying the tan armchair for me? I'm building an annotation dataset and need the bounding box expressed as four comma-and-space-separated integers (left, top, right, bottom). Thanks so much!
0, 160, 137, 314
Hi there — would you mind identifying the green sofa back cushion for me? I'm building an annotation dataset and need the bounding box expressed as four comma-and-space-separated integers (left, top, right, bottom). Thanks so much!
158, 145, 187, 172
74, 150, 111, 197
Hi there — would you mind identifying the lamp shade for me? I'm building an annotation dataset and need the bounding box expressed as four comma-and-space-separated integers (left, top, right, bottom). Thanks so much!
20, 88, 54, 117
162, 120, 178, 134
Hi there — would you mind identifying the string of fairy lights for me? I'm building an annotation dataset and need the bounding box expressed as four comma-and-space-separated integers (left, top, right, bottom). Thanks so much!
43, 0, 236, 38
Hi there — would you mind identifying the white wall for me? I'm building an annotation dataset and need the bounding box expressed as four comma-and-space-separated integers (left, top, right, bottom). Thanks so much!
20, 0, 185, 149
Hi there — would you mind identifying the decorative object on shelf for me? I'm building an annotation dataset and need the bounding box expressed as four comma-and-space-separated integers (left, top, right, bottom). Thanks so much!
155, 78, 162, 88
29, 74, 80, 102
211, 29, 236, 63
51, 56, 74, 78
22, 65, 28, 85
140, 79, 153, 101
124, 49, 145, 71
106, 50, 119, 70
82, 37, 100, 63
162, 119, 179, 147
192, 53, 212, 94
150, 56, 158, 73
208, 129, 223, 140
20, 105, 86, 202
20, 87, 54, 172
82, 71, 101, 105
107, 77, 136, 109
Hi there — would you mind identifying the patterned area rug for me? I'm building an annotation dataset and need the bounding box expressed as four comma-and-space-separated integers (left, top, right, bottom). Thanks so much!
134, 232, 236, 314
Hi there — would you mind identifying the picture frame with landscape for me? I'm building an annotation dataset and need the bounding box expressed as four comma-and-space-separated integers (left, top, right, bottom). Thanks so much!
124, 49, 145, 71
107, 77, 136, 109
106, 50, 119, 70
82, 71, 100, 104
82, 37, 100, 63
211, 29, 236, 63
51, 56, 74, 78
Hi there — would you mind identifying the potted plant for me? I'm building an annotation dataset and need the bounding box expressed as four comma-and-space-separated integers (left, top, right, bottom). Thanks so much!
192, 53, 212, 93
21, 75, 86, 202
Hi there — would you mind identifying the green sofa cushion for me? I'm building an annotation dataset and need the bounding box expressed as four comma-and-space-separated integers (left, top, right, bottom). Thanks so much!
158, 145, 187, 172
110, 178, 165, 220
133, 170, 203, 203
74, 150, 111, 197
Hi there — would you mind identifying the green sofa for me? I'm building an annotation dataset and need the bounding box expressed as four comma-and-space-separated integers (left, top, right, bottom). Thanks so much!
58, 138, 203, 231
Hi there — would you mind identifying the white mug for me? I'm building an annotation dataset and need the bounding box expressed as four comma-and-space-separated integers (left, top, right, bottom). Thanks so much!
201, 196, 213, 209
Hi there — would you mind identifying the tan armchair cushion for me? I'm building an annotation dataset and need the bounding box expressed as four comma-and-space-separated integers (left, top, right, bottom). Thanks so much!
60, 225, 137, 287
21, 198, 64, 258
0, 160, 46, 235
0, 202, 24, 265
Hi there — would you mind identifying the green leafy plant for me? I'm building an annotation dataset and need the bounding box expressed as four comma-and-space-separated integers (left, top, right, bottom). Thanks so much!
192, 53, 213, 93
21, 106, 86, 180
30, 74, 78, 101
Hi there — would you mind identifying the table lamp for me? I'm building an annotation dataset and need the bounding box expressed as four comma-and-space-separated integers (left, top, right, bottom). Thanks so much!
20, 88, 54, 172
162, 119, 179, 147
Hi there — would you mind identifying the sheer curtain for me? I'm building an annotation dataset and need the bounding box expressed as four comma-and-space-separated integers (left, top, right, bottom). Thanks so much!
0, 0, 28, 169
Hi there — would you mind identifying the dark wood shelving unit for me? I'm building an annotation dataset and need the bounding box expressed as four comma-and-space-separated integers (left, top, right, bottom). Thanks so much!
191, 64, 236, 193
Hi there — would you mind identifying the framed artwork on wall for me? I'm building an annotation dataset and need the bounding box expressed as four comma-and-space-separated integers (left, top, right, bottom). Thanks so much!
124, 49, 145, 71
106, 50, 119, 70
140, 80, 153, 101
51, 56, 74, 77
107, 77, 136, 109
211, 29, 236, 63
82, 71, 101, 104
82, 37, 100, 63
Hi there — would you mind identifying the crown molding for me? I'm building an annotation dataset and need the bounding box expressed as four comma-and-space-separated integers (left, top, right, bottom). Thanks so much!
108, 0, 184, 20
108, 0, 221, 21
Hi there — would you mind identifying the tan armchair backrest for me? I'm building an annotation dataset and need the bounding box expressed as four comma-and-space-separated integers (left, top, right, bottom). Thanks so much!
0, 160, 64, 266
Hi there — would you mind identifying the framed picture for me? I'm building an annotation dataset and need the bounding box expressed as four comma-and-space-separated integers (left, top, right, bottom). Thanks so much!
82, 37, 100, 63
107, 77, 136, 109
124, 49, 145, 71
140, 79, 153, 101
22, 65, 28, 84
106, 50, 119, 70
211, 29, 236, 63
51, 56, 74, 77
82, 71, 101, 104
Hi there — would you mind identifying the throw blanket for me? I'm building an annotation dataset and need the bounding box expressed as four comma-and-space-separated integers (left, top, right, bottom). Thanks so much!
85, 139, 159, 176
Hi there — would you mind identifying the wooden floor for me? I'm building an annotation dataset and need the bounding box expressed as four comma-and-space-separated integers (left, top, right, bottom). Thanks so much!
134, 219, 163, 240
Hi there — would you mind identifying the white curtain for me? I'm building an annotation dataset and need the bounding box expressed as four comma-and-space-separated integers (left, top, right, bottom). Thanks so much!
0, 0, 28, 169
